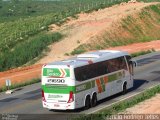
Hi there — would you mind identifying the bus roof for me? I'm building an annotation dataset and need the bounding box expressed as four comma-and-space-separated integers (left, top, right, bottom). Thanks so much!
47, 50, 129, 68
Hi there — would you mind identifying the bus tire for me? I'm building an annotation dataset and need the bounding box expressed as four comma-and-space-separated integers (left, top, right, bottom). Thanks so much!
122, 82, 127, 95
91, 93, 97, 107
84, 96, 91, 110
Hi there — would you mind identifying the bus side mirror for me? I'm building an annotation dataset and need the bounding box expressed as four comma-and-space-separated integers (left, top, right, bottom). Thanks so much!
131, 60, 137, 67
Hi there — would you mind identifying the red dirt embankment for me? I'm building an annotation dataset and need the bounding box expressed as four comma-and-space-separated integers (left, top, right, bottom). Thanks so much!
0, 64, 43, 88
38, 1, 158, 63
108, 40, 160, 53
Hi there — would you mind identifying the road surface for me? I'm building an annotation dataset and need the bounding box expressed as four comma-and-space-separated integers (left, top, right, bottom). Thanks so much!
0, 52, 160, 120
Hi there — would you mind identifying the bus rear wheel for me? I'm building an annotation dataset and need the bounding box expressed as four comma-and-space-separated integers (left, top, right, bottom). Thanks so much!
84, 96, 91, 110
91, 93, 97, 107
122, 82, 127, 95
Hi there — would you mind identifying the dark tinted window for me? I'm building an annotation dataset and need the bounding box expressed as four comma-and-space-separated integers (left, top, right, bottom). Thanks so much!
74, 56, 127, 81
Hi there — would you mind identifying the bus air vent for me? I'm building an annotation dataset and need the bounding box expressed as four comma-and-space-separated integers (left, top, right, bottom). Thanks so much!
77, 54, 100, 58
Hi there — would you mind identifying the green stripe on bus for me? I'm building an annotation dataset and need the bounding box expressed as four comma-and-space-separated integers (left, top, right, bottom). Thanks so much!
91, 80, 95, 88
100, 77, 105, 92
43, 68, 70, 77
102, 85, 105, 92
100, 78, 104, 84
108, 74, 117, 82
75, 81, 92, 93
42, 85, 75, 94
108, 71, 124, 82
65, 69, 70, 77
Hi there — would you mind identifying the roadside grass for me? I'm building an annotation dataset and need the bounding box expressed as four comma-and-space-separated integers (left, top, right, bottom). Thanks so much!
73, 84, 160, 120
131, 48, 155, 57
0, 78, 40, 93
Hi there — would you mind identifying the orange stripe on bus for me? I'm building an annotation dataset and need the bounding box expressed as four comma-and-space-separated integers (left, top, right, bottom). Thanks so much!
96, 79, 103, 93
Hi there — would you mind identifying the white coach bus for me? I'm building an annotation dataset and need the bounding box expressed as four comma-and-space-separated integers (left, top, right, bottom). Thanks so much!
41, 50, 136, 110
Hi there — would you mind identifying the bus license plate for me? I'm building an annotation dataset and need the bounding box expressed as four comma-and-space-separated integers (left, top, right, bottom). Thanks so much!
54, 104, 60, 107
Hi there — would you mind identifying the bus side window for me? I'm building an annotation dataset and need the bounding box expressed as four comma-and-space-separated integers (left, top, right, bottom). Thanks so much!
103, 61, 109, 73
119, 57, 127, 70
106, 60, 112, 73
74, 57, 128, 82
107, 59, 119, 72
74, 67, 80, 81
75, 67, 85, 81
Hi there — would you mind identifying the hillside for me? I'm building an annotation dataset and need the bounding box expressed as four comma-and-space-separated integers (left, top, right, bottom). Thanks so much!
78, 3, 160, 53
1, 0, 160, 90
0, 0, 129, 72
0, 0, 160, 71
38, 2, 160, 64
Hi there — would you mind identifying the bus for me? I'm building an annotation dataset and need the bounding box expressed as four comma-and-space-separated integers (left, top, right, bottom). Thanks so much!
41, 50, 136, 110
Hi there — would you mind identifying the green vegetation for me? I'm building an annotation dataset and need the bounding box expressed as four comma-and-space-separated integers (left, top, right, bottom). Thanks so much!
0, 78, 40, 92
73, 85, 160, 120
131, 49, 155, 57
71, 45, 87, 55
0, 0, 129, 44
138, 0, 160, 2
0, 32, 62, 71
0, 0, 130, 23
71, 4, 160, 55
0, 0, 131, 72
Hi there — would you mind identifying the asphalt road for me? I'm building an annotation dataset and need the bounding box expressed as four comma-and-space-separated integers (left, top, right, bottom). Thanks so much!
0, 52, 160, 120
